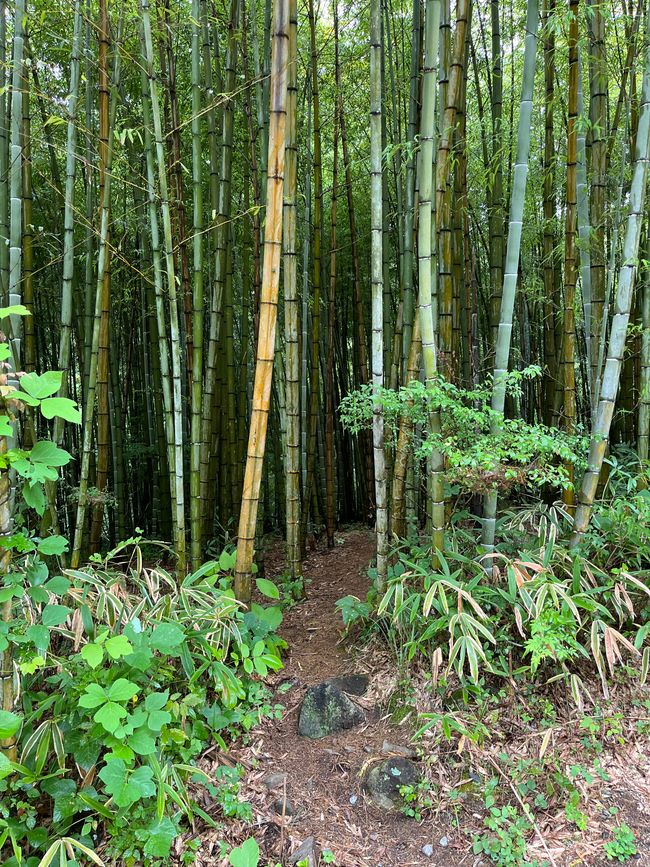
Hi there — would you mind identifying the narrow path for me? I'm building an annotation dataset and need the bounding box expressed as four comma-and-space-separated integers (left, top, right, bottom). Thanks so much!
233, 527, 464, 867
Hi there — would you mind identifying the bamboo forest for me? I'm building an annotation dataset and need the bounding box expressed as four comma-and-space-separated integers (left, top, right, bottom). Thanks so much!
5, 0, 650, 862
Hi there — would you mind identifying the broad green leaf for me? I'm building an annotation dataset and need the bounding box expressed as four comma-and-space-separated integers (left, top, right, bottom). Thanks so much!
0, 305, 31, 319
0, 416, 12, 436
26, 624, 50, 651
19, 370, 62, 399
107, 678, 139, 702
0, 710, 22, 739
41, 603, 71, 627
143, 817, 177, 858
99, 759, 155, 808
19, 654, 45, 674
94, 701, 128, 734
44, 575, 71, 595
228, 837, 260, 867
37, 536, 69, 556
22, 481, 45, 515
150, 622, 185, 651
79, 682, 108, 709
144, 690, 169, 711
128, 728, 157, 756
104, 634, 133, 659
146, 709, 172, 732
256, 578, 280, 599
0, 751, 13, 780
30, 440, 72, 467
39, 397, 81, 423
218, 549, 236, 572
81, 643, 104, 669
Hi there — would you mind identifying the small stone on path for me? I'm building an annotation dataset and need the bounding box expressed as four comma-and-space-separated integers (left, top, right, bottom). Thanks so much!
363, 757, 421, 810
349, 794, 358, 805
381, 740, 416, 758
421, 844, 434, 857
261, 771, 287, 791
273, 796, 294, 816
288, 836, 320, 867
439, 835, 449, 847
298, 682, 366, 739
326, 673, 369, 696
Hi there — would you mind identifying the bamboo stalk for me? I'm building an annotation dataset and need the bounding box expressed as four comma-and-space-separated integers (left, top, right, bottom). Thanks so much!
234, 0, 289, 602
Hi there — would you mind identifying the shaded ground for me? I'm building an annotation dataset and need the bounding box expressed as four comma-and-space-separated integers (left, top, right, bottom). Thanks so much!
239, 527, 462, 866
191, 527, 650, 866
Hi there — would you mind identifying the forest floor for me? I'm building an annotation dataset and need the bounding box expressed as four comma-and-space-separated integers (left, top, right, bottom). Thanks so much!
191, 527, 650, 867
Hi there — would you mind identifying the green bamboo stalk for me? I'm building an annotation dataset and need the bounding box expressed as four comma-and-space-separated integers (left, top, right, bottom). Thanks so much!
71, 11, 123, 568
190, 0, 204, 570
572, 5, 650, 543
283, 0, 300, 578
576, 51, 593, 408
417, 0, 444, 554
7, 0, 25, 371
140, 0, 186, 572
639, 233, 650, 463
371, 0, 388, 586
401, 0, 421, 374
481, 0, 539, 552
53, 0, 83, 446
0, 0, 7, 301
561, 0, 579, 511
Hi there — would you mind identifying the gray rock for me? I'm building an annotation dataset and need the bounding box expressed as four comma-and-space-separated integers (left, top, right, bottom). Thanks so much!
349, 794, 358, 805
261, 772, 287, 791
439, 836, 449, 847
326, 673, 369, 696
421, 844, 434, 857
381, 740, 416, 758
288, 837, 320, 867
362, 757, 421, 811
273, 797, 294, 816
298, 682, 365, 739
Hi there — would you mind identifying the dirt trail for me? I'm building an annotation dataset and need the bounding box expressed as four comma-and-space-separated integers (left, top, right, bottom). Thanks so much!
234, 527, 465, 867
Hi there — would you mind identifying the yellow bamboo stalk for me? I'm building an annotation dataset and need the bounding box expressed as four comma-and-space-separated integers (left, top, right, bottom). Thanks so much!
234, 0, 289, 603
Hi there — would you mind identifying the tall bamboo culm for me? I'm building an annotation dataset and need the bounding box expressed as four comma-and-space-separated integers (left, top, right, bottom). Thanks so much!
283, 0, 300, 578
417, 0, 444, 554
481, 0, 539, 552
235, 0, 289, 603
571, 4, 650, 544
370, 0, 388, 587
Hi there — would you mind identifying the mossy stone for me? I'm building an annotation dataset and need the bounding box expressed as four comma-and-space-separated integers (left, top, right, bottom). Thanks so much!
298, 682, 366, 739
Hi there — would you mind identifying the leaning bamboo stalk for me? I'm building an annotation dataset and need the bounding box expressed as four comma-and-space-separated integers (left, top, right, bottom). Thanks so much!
576, 51, 593, 407
481, 0, 539, 552
234, 0, 289, 603
572, 9, 650, 542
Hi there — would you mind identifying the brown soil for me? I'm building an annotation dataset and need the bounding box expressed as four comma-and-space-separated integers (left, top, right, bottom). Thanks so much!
229, 527, 468, 867
192, 527, 650, 867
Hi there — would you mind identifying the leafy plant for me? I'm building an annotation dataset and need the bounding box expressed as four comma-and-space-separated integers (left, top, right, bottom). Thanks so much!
603, 824, 637, 862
